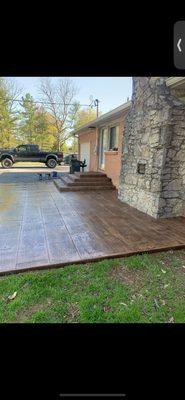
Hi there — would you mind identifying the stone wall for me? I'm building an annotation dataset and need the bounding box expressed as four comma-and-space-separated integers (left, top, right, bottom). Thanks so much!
118, 77, 185, 218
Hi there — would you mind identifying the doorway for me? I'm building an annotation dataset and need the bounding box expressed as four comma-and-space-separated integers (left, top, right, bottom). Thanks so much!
99, 128, 108, 169
80, 142, 90, 171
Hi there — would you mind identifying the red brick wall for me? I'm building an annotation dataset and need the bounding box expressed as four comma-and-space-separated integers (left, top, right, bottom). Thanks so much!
104, 151, 120, 188
104, 120, 124, 188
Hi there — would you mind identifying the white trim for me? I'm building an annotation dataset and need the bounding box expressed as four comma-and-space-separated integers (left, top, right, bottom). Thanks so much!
166, 77, 185, 88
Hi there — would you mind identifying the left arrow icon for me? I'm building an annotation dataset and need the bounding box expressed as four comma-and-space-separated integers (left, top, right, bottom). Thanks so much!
177, 38, 182, 52
174, 21, 185, 68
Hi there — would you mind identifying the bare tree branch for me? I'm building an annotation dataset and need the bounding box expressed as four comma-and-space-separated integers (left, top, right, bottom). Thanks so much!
6, 78, 23, 112
39, 78, 79, 150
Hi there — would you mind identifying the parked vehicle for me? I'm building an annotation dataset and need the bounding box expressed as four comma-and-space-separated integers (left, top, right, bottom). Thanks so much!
64, 153, 77, 165
0, 144, 63, 168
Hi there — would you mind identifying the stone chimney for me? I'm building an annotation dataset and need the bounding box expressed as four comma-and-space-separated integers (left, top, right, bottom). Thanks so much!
118, 77, 185, 218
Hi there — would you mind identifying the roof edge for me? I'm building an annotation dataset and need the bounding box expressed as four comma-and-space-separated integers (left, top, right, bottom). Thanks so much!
71, 77, 185, 136
71, 100, 131, 136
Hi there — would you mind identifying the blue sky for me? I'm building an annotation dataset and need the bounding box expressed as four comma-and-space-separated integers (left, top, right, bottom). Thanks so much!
13, 77, 132, 114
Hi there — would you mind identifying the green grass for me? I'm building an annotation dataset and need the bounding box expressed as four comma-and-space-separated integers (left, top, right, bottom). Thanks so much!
0, 249, 185, 323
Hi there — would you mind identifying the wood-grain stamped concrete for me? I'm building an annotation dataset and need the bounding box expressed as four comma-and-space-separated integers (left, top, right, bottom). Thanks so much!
0, 172, 185, 275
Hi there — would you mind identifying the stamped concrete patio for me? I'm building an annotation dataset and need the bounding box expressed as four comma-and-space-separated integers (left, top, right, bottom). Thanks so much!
0, 169, 185, 275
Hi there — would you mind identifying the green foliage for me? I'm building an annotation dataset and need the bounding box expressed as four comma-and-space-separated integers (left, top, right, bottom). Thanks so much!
0, 78, 19, 148
73, 107, 97, 130
34, 108, 56, 150
19, 93, 39, 144
18, 95, 56, 150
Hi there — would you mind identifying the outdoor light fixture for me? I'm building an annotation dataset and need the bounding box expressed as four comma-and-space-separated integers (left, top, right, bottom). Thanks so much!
137, 162, 146, 174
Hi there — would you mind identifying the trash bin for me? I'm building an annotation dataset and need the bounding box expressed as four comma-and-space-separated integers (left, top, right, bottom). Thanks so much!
70, 159, 81, 174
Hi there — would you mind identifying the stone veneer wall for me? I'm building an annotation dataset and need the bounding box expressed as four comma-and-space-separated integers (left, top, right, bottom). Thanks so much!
118, 77, 185, 218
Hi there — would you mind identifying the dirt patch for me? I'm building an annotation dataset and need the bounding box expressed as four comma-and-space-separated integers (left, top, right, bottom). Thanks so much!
67, 303, 80, 321
152, 250, 185, 272
153, 250, 185, 264
109, 264, 143, 287
16, 299, 52, 322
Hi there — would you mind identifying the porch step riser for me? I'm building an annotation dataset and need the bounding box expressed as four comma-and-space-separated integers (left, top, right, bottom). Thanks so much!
60, 179, 113, 187
67, 176, 111, 183
54, 184, 115, 192
75, 172, 107, 178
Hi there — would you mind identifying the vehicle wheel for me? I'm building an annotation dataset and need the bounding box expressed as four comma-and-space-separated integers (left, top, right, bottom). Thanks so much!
46, 158, 57, 168
1, 158, 13, 168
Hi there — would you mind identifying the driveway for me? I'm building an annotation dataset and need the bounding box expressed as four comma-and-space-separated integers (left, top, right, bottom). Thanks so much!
0, 167, 185, 275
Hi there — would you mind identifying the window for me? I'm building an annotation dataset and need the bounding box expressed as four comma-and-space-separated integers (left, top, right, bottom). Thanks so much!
109, 126, 118, 150
17, 146, 27, 152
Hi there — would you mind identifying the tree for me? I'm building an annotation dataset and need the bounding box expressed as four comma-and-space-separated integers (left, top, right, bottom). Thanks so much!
34, 107, 56, 150
19, 93, 39, 143
73, 107, 97, 130
39, 78, 79, 151
68, 107, 97, 154
69, 137, 78, 153
0, 78, 20, 148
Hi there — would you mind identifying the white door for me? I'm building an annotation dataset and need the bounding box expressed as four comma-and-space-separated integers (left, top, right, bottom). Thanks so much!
80, 142, 90, 171
99, 128, 108, 169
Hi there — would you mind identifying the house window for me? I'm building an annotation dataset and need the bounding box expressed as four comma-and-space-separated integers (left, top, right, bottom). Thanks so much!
109, 126, 118, 150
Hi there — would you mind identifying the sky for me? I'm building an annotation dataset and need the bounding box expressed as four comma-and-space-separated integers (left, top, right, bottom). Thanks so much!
13, 77, 132, 114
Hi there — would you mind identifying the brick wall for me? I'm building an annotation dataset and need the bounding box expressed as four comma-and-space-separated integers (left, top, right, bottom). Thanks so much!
104, 120, 124, 188
78, 120, 125, 186
78, 129, 98, 171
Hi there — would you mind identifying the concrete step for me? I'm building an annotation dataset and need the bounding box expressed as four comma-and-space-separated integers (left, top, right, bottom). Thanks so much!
69, 181, 113, 187
60, 176, 113, 187
69, 177, 111, 183
54, 180, 115, 192
60, 176, 76, 185
67, 174, 111, 183
74, 172, 107, 178
55, 171, 116, 192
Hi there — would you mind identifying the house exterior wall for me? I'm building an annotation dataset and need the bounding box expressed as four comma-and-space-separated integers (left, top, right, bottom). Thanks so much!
78, 129, 98, 171
103, 120, 124, 188
78, 119, 125, 188
118, 77, 185, 218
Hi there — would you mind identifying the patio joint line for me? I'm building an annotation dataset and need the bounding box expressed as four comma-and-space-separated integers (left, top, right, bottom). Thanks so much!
50, 190, 82, 260
15, 188, 27, 269
40, 198, 52, 265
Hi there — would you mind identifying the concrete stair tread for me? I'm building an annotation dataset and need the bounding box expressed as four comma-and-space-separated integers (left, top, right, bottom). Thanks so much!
67, 174, 111, 183
54, 180, 115, 192
60, 177, 113, 187
60, 176, 75, 185
75, 172, 107, 177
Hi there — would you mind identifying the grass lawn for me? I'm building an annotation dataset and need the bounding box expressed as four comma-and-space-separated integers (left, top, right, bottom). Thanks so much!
0, 249, 185, 323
